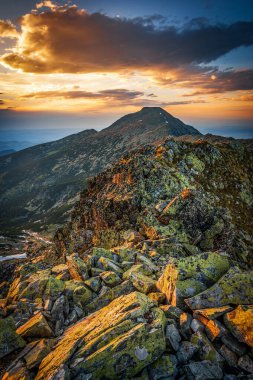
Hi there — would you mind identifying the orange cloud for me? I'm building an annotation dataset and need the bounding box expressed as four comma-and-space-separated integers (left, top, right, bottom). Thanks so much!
0, 20, 19, 39
1, 4, 253, 77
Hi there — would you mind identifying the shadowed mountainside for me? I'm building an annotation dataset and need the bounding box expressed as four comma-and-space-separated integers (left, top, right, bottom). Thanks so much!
0, 107, 200, 233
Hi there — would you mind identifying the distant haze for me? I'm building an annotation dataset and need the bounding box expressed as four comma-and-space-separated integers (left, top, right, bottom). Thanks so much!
0, 109, 252, 153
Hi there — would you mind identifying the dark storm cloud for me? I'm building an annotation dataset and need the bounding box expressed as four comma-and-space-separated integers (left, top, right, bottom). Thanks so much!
1, 4, 253, 73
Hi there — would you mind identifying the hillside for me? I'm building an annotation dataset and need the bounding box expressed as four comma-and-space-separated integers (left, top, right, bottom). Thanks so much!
0, 137, 252, 379
0, 107, 200, 233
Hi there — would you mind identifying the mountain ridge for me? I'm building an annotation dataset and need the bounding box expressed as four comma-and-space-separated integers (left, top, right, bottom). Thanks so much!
0, 107, 201, 233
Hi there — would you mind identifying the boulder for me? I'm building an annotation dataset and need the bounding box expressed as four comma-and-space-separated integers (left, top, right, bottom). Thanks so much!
123, 264, 153, 280
51, 264, 70, 281
176, 341, 199, 364
157, 252, 230, 305
0, 318, 26, 358
24, 339, 56, 369
65, 280, 94, 309
100, 271, 122, 287
221, 333, 247, 356
66, 254, 88, 281
36, 292, 166, 380
219, 345, 238, 368
86, 280, 134, 313
97, 256, 123, 274
166, 324, 181, 351
191, 331, 224, 364
148, 354, 177, 379
147, 292, 166, 305
18, 270, 51, 301
183, 360, 223, 379
2, 361, 30, 380
224, 305, 253, 347
44, 276, 65, 300
16, 312, 54, 340
84, 276, 101, 293
186, 268, 253, 310
238, 355, 253, 373
194, 306, 233, 320
128, 272, 156, 294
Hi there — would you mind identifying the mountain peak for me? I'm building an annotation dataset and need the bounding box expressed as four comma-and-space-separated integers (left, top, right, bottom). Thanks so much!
105, 107, 201, 137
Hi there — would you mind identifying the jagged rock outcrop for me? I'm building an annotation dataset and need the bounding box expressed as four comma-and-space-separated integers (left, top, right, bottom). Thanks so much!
56, 138, 253, 265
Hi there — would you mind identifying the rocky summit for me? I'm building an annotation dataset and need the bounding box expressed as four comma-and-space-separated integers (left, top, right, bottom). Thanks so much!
0, 107, 200, 234
0, 135, 253, 379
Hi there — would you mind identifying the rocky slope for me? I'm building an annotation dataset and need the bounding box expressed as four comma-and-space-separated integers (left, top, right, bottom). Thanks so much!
0, 137, 253, 379
0, 107, 200, 234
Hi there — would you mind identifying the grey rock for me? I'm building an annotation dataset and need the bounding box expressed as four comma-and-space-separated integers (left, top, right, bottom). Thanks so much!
191, 318, 204, 333
219, 344, 238, 367
238, 355, 253, 374
176, 341, 199, 364
221, 334, 247, 356
166, 324, 181, 351
184, 360, 223, 379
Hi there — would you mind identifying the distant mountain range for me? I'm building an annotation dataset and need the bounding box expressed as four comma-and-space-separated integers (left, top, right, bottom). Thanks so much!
0, 107, 202, 233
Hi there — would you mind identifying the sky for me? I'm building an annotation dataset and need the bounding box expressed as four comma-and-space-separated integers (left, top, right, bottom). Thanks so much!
0, 0, 253, 141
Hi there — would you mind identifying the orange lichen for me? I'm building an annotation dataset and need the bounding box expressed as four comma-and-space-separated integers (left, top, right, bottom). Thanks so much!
155, 145, 166, 158
181, 188, 190, 199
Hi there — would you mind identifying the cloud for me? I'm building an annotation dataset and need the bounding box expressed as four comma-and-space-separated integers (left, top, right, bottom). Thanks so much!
0, 20, 19, 39
166, 100, 206, 105
1, 4, 253, 74
0, 99, 5, 105
22, 88, 207, 108
23, 88, 144, 100
179, 69, 253, 95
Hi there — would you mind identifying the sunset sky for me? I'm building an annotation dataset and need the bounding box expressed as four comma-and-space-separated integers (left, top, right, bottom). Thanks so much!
0, 0, 253, 138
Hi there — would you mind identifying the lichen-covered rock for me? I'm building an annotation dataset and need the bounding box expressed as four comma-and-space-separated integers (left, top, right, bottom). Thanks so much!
100, 271, 122, 287
18, 269, 51, 301
65, 280, 94, 308
97, 256, 123, 274
84, 276, 101, 292
186, 267, 253, 310
44, 276, 65, 300
85, 280, 134, 313
123, 264, 153, 280
147, 292, 165, 305
0, 318, 26, 358
157, 252, 230, 305
128, 272, 156, 294
191, 331, 224, 364
224, 305, 253, 347
66, 253, 88, 281
16, 313, 54, 340
35, 292, 166, 380
51, 264, 70, 281
148, 354, 177, 379
194, 306, 233, 320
